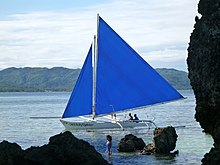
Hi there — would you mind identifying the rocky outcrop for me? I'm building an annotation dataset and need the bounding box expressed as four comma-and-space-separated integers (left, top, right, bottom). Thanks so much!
202, 148, 220, 165
117, 134, 146, 152
187, 0, 220, 164
0, 141, 24, 165
153, 126, 178, 154
0, 131, 109, 165
142, 126, 178, 155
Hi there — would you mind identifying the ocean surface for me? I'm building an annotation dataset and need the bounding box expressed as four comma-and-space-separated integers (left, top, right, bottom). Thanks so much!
0, 90, 213, 164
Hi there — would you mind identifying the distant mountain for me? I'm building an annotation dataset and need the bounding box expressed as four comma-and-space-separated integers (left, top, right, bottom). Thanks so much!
0, 67, 80, 92
155, 68, 191, 90
0, 67, 191, 92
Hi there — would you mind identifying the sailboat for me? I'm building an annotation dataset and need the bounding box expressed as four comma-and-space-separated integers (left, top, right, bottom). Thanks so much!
60, 15, 184, 130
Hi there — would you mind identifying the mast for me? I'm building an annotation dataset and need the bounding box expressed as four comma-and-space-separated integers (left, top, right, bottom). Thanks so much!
92, 14, 99, 118
92, 35, 96, 118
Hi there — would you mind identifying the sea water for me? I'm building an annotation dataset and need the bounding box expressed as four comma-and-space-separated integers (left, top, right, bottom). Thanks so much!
0, 90, 213, 164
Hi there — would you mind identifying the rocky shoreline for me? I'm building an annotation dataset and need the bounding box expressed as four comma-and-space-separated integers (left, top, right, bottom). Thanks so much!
0, 126, 179, 165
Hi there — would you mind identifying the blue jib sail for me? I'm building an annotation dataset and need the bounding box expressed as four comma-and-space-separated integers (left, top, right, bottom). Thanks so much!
62, 45, 93, 118
95, 17, 183, 116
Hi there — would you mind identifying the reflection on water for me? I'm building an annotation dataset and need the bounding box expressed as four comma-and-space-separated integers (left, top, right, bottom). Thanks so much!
0, 90, 213, 164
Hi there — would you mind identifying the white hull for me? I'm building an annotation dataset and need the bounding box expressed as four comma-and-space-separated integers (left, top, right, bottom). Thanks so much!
60, 118, 157, 130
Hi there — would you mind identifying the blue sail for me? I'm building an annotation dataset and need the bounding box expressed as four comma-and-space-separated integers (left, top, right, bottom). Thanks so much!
62, 45, 93, 118
95, 17, 183, 116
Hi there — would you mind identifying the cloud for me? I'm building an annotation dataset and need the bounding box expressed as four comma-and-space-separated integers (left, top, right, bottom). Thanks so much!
0, 0, 198, 71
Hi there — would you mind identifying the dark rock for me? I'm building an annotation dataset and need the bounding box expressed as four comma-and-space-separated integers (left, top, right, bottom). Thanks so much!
187, 0, 220, 164
0, 141, 24, 165
153, 126, 178, 154
141, 126, 178, 155
187, 0, 220, 146
0, 131, 109, 165
117, 134, 146, 152
202, 147, 220, 165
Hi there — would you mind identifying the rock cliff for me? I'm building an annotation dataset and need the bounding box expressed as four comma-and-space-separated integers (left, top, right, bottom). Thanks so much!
187, 0, 220, 164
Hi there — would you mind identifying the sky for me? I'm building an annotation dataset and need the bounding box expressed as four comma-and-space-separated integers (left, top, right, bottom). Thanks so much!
0, 0, 199, 71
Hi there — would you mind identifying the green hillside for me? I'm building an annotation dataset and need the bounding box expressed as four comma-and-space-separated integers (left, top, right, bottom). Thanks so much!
0, 67, 80, 92
156, 68, 191, 90
0, 67, 191, 92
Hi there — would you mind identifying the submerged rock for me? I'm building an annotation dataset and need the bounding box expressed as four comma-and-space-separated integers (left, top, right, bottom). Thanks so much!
0, 131, 109, 165
142, 126, 178, 155
142, 143, 155, 155
117, 134, 146, 152
187, 0, 220, 164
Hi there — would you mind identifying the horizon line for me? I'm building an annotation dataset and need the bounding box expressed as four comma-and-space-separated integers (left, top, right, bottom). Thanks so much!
0, 66, 188, 72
